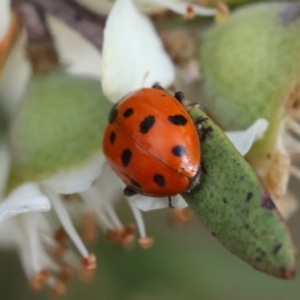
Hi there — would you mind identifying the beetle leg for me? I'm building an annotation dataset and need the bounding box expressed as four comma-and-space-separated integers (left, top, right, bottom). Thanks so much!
168, 196, 174, 208
174, 91, 185, 104
152, 82, 165, 90
201, 126, 213, 141
123, 186, 137, 197
194, 116, 208, 130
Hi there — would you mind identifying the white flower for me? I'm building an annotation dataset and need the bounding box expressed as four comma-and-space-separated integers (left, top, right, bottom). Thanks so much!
101, 0, 217, 103
0, 181, 97, 294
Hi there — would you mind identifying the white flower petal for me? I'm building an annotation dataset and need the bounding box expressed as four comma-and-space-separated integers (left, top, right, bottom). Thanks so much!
0, 34, 31, 120
0, 138, 10, 198
127, 194, 188, 211
45, 188, 90, 259
0, 217, 19, 248
102, 0, 175, 103
81, 162, 124, 230
0, 183, 51, 222
145, 0, 217, 16
225, 119, 269, 156
47, 16, 102, 78
0, 0, 10, 41
43, 152, 105, 194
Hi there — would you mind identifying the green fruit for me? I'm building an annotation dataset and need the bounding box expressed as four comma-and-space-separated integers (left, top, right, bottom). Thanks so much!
8, 69, 113, 190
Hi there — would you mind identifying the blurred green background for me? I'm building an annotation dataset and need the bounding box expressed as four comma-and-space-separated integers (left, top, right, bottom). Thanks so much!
1, 181, 300, 300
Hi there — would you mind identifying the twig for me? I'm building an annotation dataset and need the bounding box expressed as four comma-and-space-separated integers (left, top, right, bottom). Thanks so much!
16, 1, 60, 73
26, 0, 106, 51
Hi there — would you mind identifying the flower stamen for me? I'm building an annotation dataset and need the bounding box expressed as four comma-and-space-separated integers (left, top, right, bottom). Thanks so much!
106, 223, 136, 247
47, 278, 66, 297
169, 207, 193, 227
81, 253, 97, 270
45, 188, 91, 260
29, 270, 49, 293
80, 212, 98, 244
127, 199, 154, 249
80, 188, 117, 230
59, 266, 73, 282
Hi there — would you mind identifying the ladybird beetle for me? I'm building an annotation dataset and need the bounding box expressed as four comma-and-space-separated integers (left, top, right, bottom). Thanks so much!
103, 84, 201, 199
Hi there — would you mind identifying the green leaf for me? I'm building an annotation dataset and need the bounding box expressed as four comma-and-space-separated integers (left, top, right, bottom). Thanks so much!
182, 107, 296, 279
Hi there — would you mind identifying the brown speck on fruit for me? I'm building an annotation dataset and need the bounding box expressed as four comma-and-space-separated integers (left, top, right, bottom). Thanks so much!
273, 243, 282, 255
285, 79, 300, 119
279, 267, 296, 279
261, 192, 276, 210
246, 192, 253, 202
280, 3, 300, 25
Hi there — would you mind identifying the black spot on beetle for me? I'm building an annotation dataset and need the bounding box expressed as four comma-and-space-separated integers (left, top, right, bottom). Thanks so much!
262, 193, 276, 210
140, 116, 155, 133
153, 174, 165, 187
123, 108, 134, 118
172, 145, 186, 157
223, 198, 228, 204
273, 244, 282, 255
246, 192, 253, 202
108, 105, 118, 123
109, 131, 116, 144
168, 115, 187, 126
121, 149, 132, 167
